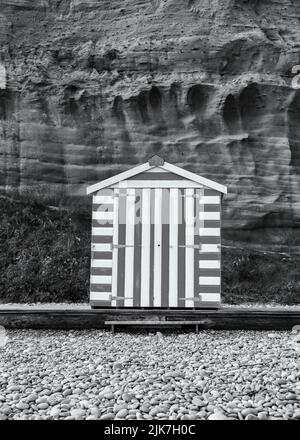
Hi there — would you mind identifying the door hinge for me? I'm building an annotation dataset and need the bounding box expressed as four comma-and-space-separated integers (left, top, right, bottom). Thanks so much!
110, 295, 133, 301
111, 244, 134, 249
200, 244, 221, 250
177, 244, 202, 249
111, 244, 142, 249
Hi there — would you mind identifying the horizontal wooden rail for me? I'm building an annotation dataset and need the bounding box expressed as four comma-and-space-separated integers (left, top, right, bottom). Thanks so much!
0, 308, 299, 330
105, 320, 206, 334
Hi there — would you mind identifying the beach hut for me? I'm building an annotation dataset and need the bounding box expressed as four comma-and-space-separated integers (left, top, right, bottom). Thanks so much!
86, 156, 227, 309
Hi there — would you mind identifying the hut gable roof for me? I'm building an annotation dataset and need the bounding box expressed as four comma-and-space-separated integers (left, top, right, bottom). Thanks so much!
86, 156, 227, 195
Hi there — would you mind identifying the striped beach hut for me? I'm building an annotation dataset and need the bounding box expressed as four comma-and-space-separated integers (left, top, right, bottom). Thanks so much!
86, 156, 227, 309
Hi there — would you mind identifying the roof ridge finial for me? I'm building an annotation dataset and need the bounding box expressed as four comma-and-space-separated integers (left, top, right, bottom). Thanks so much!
148, 155, 164, 166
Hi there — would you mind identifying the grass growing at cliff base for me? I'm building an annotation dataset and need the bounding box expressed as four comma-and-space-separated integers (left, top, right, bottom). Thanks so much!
222, 247, 300, 305
0, 194, 91, 303
0, 194, 299, 304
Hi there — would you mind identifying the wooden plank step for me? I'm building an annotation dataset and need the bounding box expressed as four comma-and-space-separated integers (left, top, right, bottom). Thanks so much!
105, 320, 204, 325
105, 320, 205, 334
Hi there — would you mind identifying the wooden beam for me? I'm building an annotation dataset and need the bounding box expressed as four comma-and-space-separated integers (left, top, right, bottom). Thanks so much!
110, 181, 204, 188
104, 320, 205, 324
0, 308, 299, 330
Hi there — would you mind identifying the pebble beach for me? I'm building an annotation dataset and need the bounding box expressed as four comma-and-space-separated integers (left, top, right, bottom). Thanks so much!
0, 329, 299, 420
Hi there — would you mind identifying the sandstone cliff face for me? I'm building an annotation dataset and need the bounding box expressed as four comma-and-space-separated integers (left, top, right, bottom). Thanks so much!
1, 0, 300, 232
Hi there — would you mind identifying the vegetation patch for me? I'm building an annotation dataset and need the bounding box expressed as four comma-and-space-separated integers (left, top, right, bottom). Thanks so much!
222, 247, 300, 305
0, 195, 90, 303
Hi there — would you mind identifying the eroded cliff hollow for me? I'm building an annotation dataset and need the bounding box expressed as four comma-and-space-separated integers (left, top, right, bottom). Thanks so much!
1, 0, 300, 233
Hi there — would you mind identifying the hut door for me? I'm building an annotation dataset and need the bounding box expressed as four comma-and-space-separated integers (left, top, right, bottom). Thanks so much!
111, 187, 203, 308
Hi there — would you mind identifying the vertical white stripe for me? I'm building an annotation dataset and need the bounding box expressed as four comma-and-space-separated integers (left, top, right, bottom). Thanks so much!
153, 188, 162, 307
111, 189, 119, 307
169, 188, 178, 307
140, 189, 151, 307
185, 189, 194, 307
199, 189, 204, 230
197, 188, 204, 300
124, 189, 135, 306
